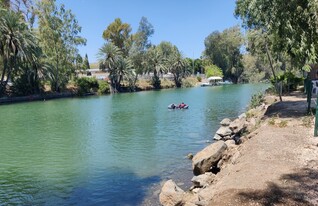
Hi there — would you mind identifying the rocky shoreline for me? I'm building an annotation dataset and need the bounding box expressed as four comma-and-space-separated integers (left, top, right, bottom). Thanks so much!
159, 94, 318, 206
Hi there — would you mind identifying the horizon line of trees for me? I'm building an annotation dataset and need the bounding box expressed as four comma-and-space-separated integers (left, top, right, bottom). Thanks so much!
2, 0, 314, 97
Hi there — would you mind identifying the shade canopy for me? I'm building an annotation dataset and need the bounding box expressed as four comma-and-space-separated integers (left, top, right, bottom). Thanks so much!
207, 76, 222, 81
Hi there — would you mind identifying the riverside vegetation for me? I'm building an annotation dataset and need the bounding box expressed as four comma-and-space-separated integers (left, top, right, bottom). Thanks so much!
2, 0, 315, 100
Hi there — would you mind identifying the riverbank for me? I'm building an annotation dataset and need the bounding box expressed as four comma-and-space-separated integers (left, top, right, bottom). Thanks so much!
0, 77, 199, 105
159, 92, 318, 205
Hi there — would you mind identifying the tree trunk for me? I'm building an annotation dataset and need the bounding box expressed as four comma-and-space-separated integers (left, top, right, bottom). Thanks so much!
265, 38, 282, 102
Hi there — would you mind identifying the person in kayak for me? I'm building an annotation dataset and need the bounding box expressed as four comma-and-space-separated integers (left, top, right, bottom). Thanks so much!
179, 102, 186, 109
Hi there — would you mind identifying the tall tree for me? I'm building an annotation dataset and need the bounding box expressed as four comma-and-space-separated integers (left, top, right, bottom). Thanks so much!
144, 45, 166, 89
129, 17, 154, 89
37, 0, 86, 92
167, 50, 190, 88
98, 42, 133, 93
0, 7, 39, 96
236, 0, 318, 66
83, 53, 90, 70
102, 18, 132, 56
204, 26, 244, 83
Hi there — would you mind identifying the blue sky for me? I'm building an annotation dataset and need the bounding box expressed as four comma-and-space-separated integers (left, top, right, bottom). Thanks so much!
56, 0, 240, 63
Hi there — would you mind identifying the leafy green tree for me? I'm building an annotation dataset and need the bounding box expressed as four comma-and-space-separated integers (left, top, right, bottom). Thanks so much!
204, 26, 244, 83
129, 17, 154, 89
102, 18, 132, 56
132, 16, 154, 52
185, 58, 204, 75
0, 7, 39, 96
205, 64, 223, 78
234, 1, 318, 100
83, 53, 90, 70
236, 0, 318, 66
144, 45, 166, 89
98, 42, 133, 93
37, 0, 86, 92
75, 54, 83, 72
167, 51, 190, 88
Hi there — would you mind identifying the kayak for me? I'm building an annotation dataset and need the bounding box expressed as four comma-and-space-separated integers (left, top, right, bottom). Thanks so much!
168, 104, 189, 109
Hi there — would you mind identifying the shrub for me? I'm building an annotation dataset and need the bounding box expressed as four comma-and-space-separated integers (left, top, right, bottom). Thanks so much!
249, 92, 265, 109
160, 79, 174, 89
205, 64, 223, 78
278, 120, 288, 128
197, 76, 202, 82
75, 77, 99, 95
98, 80, 110, 94
182, 77, 198, 88
270, 72, 304, 93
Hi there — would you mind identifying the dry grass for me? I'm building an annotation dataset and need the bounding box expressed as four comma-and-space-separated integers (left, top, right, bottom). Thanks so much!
160, 79, 174, 89
136, 79, 153, 90
182, 77, 199, 88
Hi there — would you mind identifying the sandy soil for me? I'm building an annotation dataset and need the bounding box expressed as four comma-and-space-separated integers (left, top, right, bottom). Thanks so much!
206, 93, 318, 205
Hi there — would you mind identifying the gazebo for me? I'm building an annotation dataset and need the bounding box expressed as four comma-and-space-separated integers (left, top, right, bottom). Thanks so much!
207, 76, 223, 86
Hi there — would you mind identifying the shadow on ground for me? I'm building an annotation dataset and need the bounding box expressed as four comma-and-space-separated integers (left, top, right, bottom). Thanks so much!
237, 168, 318, 206
264, 100, 308, 118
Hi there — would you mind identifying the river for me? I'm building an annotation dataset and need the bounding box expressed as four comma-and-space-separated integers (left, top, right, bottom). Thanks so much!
0, 84, 268, 205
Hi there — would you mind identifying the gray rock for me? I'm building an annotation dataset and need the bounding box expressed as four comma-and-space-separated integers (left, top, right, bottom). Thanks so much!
229, 118, 247, 134
187, 153, 194, 160
192, 141, 228, 175
213, 134, 222, 141
191, 172, 216, 187
159, 180, 184, 206
220, 118, 231, 126
238, 113, 247, 119
216, 126, 233, 137
223, 135, 232, 141
225, 139, 236, 147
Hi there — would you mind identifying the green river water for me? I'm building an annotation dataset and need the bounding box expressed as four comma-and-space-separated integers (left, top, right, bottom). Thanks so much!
0, 84, 268, 205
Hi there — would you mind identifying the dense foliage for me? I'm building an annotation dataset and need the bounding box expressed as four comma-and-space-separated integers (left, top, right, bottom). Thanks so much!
236, 0, 318, 101
204, 26, 243, 83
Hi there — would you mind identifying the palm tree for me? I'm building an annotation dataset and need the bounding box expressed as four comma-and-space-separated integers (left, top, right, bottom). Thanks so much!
0, 8, 38, 96
98, 42, 133, 93
144, 46, 167, 89
167, 51, 190, 88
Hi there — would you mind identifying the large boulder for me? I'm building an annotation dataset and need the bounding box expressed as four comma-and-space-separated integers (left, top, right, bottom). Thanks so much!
220, 118, 231, 126
192, 141, 228, 175
159, 180, 184, 206
216, 126, 232, 137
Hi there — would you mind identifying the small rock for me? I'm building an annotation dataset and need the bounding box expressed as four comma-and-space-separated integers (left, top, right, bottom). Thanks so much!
213, 134, 222, 141
220, 118, 231, 126
195, 200, 208, 206
225, 140, 236, 147
191, 172, 216, 187
238, 113, 247, 119
223, 135, 232, 141
187, 153, 194, 160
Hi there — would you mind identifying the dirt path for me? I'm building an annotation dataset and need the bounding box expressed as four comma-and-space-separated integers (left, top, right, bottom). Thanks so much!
206, 94, 318, 205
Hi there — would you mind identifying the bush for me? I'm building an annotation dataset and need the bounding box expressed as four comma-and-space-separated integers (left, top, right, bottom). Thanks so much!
205, 64, 223, 78
197, 76, 202, 82
160, 78, 174, 89
182, 77, 198, 88
270, 72, 303, 93
249, 92, 265, 109
97, 80, 110, 94
75, 77, 99, 95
